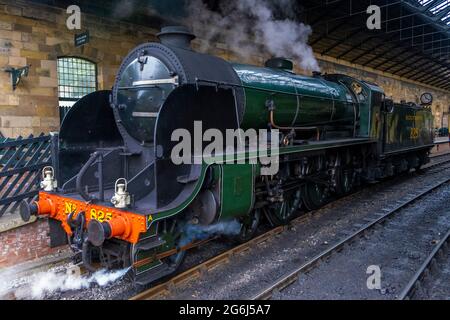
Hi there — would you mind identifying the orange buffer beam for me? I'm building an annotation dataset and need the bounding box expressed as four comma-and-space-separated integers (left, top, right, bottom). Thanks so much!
20, 192, 148, 244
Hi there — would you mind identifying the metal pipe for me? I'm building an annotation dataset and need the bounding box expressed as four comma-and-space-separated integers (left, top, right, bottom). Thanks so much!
76, 152, 98, 202
269, 110, 320, 141
98, 153, 104, 202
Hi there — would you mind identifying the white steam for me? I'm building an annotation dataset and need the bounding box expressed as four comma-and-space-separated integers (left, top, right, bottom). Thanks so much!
1, 267, 130, 300
180, 220, 241, 246
29, 268, 130, 299
113, 0, 137, 19
186, 0, 320, 71
0, 275, 9, 298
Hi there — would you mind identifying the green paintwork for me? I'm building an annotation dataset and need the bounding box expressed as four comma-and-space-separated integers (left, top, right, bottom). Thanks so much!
151, 137, 375, 220
383, 105, 434, 154
323, 75, 386, 138
231, 64, 355, 129
219, 163, 254, 219
143, 66, 432, 233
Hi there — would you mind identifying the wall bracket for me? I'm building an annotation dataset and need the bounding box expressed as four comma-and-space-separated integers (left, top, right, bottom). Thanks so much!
4, 65, 30, 91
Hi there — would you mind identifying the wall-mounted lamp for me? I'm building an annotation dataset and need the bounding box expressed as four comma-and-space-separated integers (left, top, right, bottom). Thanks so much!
4, 65, 30, 91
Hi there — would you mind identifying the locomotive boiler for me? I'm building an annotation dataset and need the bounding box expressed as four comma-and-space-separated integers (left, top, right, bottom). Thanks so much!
20, 26, 434, 285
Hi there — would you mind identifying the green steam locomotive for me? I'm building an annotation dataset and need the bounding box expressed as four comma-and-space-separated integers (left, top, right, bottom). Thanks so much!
20, 26, 434, 285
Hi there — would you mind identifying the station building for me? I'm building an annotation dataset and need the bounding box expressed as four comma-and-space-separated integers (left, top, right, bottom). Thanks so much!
0, 0, 449, 139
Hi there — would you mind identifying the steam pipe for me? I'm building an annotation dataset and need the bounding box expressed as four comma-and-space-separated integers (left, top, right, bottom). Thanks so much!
269, 110, 320, 141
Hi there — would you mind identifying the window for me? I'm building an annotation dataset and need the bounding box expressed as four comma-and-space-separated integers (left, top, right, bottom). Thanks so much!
57, 57, 97, 108
417, 0, 450, 25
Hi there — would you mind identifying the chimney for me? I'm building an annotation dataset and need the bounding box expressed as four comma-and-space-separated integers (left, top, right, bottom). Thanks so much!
157, 26, 196, 50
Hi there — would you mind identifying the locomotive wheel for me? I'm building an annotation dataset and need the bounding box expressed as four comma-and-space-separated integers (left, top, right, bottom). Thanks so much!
158, 219, 186, 269
302, 182, 329, 210
235, 208, 261, 243
129, 218, 186, 285
335, 167, 353, 195
264, 188, 302, 226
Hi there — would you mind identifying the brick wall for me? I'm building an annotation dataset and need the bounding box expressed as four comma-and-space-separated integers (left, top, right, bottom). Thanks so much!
0, 219, 65, 268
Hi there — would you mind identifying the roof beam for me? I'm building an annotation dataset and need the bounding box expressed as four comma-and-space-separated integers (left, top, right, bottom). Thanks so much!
428, 76, 450, 87
335, 35, 378, 59
321, 27, 366, 55
377, 49, 417, 71
401, 0, 450, 33
309, 21, 349, 46
349, 40, 387, 63
413, 65, 447, 82
427, 69, 450, 83
397, 60, 434, 78
349, 32, 400, 64
384, 53, 423, 73
362, 47, 397, 66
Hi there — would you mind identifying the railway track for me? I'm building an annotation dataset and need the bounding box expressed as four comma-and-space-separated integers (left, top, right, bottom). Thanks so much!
4, 151, 449, 300
250, 176, 450, 300
398, 229, 450, 300
131, 156, 450, 300
130, 223, 299, 300
429, 152, 450, 161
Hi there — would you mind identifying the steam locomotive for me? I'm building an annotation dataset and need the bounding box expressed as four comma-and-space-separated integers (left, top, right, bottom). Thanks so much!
20, 26, 434, 285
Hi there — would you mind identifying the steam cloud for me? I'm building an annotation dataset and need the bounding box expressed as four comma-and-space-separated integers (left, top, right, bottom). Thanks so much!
185, 0, 320, 71
0, 275, 8, 298
0, 267, 130, 300
28, 268, 130, 299
113, 0, 137, 19
180, 220, 241, 246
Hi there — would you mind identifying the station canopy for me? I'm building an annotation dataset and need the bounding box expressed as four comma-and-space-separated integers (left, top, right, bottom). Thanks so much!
32, 0, 450, 91
302, 0, 450, 91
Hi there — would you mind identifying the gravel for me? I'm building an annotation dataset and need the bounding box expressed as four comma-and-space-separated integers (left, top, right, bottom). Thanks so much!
3, 156, 450, 300
274, 183, 450, 300
159, 164, 450, 300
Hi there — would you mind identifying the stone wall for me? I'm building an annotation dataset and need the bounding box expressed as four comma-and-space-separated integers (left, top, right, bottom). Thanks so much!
0, 0, 159, 137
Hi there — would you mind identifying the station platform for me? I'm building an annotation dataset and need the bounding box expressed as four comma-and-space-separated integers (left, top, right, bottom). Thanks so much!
432, 137, 450, 155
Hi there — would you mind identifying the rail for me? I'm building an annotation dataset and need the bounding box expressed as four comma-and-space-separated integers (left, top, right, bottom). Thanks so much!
251, 177, 450, 300
131, 157, 450, 300
398, 229, 450, 300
